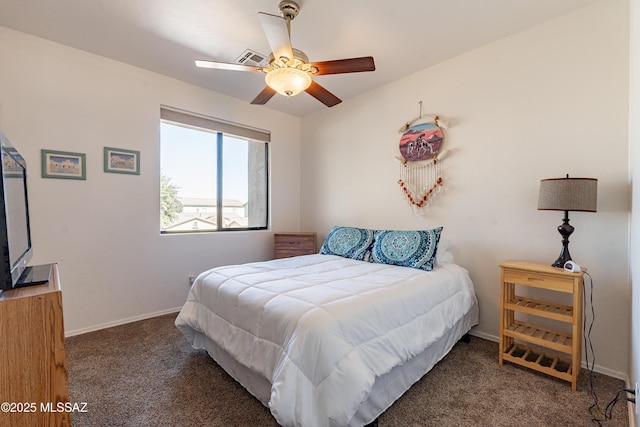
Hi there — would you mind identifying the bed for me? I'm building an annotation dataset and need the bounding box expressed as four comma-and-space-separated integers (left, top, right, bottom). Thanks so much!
175, 227, 478, 427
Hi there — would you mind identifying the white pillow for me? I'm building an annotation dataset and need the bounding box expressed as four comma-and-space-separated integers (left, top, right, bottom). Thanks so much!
434, 239, 454, 267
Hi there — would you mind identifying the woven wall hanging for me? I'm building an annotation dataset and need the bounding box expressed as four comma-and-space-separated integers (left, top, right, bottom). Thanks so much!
397, 103, 449, 209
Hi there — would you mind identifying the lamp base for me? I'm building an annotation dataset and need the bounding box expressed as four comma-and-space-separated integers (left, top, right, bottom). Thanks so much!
551, 210, 574, 268
551, 248, 572, 268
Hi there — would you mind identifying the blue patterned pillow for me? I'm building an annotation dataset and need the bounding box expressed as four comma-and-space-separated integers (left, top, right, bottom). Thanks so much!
371, 227, 443, 271
319, 226, 375, 261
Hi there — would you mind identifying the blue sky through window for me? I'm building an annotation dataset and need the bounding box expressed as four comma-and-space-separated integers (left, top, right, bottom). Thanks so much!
160, 122, 248, 202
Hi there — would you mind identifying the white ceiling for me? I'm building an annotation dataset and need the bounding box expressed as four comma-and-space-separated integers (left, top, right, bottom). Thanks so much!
0, 0, 599, 117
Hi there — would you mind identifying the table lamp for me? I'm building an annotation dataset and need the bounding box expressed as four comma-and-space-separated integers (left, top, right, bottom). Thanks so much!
537, 175, 597, 268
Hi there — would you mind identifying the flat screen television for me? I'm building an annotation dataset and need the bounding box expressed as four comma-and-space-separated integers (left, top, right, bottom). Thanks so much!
0, 132, 50, 292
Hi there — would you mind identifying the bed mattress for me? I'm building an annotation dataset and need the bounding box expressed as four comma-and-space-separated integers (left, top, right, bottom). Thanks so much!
176, 254, 478, 427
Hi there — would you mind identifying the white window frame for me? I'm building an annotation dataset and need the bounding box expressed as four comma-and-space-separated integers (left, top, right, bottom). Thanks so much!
160, 106, 270, 233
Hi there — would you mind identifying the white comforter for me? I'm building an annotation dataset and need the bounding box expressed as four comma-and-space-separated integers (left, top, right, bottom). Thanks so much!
175, 254, 477, 427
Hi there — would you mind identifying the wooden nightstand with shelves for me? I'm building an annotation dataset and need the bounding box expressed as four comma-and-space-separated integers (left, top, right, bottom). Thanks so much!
274, 232, 317, 259
499, 260, 584, 391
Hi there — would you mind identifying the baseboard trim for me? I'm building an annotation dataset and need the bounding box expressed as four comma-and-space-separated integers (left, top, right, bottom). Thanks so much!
65, 307, 182, 337
626, 376, 636, 427
468, 330, 628, 381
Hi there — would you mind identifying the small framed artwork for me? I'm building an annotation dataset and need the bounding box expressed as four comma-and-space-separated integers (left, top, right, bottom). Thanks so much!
104, 147, 140, 175
2, 148, 25, 178
41, 149, 86, 180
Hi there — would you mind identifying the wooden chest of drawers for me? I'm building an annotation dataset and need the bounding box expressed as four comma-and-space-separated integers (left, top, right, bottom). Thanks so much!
274, 232, 317, 259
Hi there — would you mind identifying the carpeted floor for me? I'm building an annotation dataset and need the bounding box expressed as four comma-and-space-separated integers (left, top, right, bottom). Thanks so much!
65, 313, 629, 426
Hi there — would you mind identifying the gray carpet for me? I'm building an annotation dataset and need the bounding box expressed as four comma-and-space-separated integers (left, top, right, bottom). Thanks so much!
65, 313, 629, 426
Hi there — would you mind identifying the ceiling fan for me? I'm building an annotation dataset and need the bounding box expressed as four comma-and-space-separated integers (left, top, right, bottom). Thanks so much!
195, 0, 375, 107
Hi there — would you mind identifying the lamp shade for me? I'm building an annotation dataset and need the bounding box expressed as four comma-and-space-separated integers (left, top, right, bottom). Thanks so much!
265, 67, 312, 97
537, 177, 597, 212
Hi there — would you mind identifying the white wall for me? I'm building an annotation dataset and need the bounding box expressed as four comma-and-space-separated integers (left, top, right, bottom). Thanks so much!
629, 0, 639, 423
0, 27, 303, 334
301, 0, 630, 376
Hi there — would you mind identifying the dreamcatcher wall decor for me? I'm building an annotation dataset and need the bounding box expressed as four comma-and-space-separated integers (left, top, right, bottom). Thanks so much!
397, 102, 450, 209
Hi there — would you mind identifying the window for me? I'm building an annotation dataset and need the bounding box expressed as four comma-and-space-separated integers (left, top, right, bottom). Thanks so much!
160, 107, 269, 233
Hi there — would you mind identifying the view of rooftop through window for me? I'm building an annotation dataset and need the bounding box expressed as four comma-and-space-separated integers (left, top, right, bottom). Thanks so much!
160, 119, 268, 232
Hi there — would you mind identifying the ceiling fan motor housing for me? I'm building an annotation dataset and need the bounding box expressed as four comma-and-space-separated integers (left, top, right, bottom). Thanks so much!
267, 48, 315, 71
278, 0, 300, 20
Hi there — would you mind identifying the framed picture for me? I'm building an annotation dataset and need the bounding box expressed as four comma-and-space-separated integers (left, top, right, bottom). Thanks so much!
41, 149, 86, 180
2, 148, 25, 178
104, 147, 140, 175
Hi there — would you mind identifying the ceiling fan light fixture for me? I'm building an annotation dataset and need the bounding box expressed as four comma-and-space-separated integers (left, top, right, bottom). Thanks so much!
265, 66, 312, 97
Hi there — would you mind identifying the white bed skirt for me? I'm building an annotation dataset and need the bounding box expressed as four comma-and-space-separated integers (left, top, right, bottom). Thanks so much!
187, 300, 478, 426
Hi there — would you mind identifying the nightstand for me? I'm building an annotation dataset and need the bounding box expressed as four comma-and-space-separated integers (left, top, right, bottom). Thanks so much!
499, 260, 584, 391
274, 232, 317, 259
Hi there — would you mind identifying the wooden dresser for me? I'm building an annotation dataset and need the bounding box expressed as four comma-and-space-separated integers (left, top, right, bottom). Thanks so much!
274, 232, 317, 259
0, 264, 70, 426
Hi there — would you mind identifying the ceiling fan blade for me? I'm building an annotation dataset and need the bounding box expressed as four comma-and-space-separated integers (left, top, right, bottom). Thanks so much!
251, 86, 277, 105
195, 59, 261, 72
305, 81, 342, 107
310, 56, 376, 76
258, 12, 294, 62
